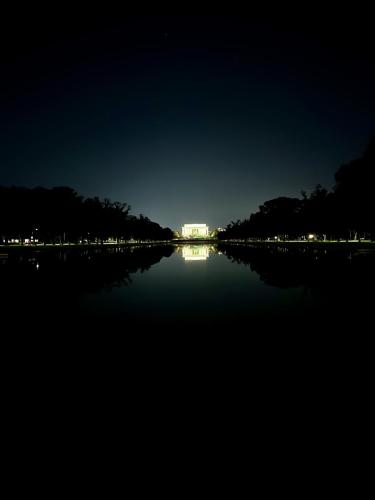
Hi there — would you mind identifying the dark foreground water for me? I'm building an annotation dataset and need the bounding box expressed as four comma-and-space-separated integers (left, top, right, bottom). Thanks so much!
1, 242, 374, 332
3, 242, 372, 476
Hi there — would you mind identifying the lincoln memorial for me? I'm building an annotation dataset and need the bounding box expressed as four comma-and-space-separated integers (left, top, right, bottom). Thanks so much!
181, 224, 209, 238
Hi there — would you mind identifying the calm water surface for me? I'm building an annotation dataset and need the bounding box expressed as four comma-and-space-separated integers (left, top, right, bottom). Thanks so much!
4, 242, 372, 463
1, 242, 374, 331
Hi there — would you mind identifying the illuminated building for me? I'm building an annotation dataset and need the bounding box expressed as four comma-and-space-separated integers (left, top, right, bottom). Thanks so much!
181, 224, 209, 238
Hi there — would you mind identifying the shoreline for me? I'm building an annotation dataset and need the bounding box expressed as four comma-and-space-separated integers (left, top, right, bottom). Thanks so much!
1, 239, 374, 252
0, 240, 175, 255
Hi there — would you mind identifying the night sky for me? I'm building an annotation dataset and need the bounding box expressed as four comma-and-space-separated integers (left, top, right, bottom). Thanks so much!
1, 12, 374, 230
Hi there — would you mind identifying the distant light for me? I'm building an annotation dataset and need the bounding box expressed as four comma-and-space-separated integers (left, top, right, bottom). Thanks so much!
36, 263, 40, 270
308, 234, 315, 240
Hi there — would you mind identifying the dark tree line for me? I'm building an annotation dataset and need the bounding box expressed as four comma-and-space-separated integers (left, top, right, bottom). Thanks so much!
220, 138, 375, 241
0, 186, 174, 244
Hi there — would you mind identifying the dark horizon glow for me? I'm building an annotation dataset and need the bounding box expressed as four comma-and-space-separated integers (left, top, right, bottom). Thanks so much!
1, 13, 374, 230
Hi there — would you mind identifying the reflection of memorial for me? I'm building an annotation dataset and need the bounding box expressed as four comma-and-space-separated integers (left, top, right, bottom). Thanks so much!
182, 245, 210, 261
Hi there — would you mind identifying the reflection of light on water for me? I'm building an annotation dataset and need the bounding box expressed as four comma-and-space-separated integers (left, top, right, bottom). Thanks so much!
182, 245, 210, 261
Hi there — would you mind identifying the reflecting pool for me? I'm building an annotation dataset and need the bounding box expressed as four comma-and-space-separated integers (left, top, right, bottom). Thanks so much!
1, 242, 374, 331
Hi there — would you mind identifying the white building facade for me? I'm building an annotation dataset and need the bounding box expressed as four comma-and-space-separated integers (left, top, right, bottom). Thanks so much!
181, 224, 209, 238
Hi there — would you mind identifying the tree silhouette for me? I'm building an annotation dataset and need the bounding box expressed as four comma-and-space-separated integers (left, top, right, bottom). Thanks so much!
219, 137, 375, 241
0, 186, 173, 244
